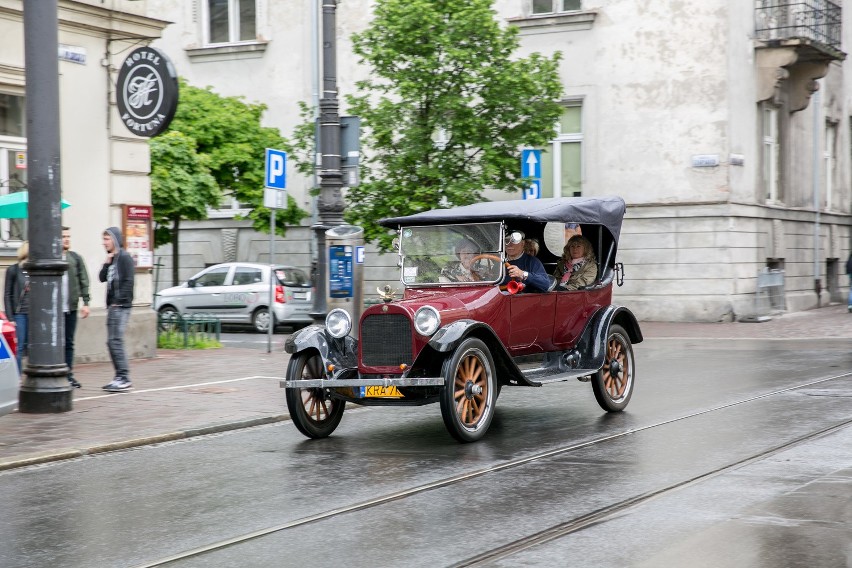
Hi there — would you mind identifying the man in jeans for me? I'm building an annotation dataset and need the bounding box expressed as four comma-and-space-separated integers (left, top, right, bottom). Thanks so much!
99, 227, 134, 392
62, 226, 90, 388
847, 252, 852, 313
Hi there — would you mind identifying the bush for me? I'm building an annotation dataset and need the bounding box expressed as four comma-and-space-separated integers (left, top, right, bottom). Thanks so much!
157, 331, 222, 350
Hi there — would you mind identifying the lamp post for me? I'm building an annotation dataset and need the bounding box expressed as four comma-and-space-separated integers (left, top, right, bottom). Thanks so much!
19, 0, 71, 413
310, 0, 345, 324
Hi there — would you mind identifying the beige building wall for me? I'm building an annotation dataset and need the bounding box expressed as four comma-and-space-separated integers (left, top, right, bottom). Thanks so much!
149, 0, 852, 322
0, 0, 168, 362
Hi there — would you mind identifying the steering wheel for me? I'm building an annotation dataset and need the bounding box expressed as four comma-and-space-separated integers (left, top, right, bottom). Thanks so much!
470, 253, 501, 265
469, 254, 502, 278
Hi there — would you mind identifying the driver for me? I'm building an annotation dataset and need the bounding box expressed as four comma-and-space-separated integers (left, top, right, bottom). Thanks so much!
441, 238, 488, 282
503, 230, 550, 292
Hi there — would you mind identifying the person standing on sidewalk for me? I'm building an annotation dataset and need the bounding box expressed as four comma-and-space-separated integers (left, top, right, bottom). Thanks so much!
99, 227, 134, 392
62, 226, 90, 389
846, 252, 852, 313
3, 241, 29, 371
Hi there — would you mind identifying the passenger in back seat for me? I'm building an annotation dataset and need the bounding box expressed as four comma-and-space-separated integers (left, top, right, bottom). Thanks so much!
553, 235, 597, 290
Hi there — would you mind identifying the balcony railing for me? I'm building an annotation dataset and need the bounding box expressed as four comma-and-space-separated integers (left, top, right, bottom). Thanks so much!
755, 0, 842, 50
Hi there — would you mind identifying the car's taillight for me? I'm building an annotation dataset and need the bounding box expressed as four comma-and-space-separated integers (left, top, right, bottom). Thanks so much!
2, 321, 17, 358
275, 285, 285, 303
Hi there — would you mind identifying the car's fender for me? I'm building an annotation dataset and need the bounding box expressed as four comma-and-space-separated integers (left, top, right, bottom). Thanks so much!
425, 319, 528, 386
574, 305, 643, 370
283, 324, 358, 378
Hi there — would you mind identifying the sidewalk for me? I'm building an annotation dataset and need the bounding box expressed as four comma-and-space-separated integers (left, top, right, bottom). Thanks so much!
1, 304, 850, 471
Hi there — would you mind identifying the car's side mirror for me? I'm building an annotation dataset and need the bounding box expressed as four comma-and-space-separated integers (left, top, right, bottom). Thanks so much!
506, 231, 524, 245
187, 278, 197, 288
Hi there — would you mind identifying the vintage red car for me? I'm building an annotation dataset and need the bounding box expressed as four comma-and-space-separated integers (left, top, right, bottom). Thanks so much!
282, 196, 643, 442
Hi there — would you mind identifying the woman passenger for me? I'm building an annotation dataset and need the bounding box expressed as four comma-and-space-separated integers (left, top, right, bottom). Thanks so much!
553, 235, 597, 290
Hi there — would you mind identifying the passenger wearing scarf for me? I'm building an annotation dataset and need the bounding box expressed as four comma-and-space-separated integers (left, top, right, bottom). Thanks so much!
553, 235, 598, 291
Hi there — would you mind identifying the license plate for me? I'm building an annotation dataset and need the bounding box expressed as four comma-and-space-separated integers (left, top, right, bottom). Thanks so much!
359, 385, 403, 398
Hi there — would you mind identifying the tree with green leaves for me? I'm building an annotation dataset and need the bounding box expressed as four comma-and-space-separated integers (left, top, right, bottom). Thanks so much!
151, 80, 309, 283
150, 131, 219, 286
343, 0, 564, 249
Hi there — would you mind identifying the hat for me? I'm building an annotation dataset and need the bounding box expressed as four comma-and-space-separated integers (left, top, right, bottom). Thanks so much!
505, 230, 525, 245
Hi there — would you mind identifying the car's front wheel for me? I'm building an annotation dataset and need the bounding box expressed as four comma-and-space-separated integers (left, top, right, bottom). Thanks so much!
592, 324, 634, 412
252, 307, 273, 333
439, 337, 496, 443
285, 351, 345, 439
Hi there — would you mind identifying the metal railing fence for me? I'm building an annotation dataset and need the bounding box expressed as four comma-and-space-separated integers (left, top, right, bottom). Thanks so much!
755, 0, 842, 48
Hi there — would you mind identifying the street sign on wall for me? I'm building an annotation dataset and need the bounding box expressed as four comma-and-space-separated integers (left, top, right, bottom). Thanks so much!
521, 149, 542, 200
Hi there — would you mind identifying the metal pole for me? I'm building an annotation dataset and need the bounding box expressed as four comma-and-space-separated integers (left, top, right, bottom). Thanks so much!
268, 209, 275, 353
812, 87, 822, 304
310, 0, 345, 324
19, 0, 71, 413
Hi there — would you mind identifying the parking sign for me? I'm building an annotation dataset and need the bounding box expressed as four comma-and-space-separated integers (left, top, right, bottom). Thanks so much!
265, 148, 287, 189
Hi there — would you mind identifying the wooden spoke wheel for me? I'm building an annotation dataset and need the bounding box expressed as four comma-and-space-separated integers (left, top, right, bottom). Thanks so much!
439, 337, 496, 442
285, 351, 345, 439
592, 324, 634, 412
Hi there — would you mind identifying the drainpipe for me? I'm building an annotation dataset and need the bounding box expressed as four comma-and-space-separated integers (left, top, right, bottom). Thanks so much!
812, 86, 822, 305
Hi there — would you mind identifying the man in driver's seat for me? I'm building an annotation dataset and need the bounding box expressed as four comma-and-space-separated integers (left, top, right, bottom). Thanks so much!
441, 238, 489, 282
504, 231, 550, 292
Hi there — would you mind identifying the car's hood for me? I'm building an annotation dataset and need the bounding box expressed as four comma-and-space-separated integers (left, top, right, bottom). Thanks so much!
156, 283, 188, 297
363, 286, 502, 325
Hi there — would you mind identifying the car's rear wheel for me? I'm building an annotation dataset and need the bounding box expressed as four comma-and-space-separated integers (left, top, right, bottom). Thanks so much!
252, 307, 273, 333
439, 337, 496, 443
157, 306, 180, 332
285, 351, 345, 439
592, 324, 634, 412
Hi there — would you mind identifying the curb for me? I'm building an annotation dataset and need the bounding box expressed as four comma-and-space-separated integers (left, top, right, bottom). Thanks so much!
0, 414, 291, 472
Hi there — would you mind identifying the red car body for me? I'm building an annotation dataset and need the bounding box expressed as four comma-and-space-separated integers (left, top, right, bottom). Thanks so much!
283, 197, 642, 442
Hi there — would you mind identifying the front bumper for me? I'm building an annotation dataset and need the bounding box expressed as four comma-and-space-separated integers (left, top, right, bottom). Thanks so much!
281, 376, 445, 389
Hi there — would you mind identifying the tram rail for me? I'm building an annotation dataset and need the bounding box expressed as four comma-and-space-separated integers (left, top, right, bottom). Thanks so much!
135, 370, 852, 568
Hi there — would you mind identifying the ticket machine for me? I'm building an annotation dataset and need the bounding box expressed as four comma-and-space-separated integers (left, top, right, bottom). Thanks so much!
326, 225, 364, 337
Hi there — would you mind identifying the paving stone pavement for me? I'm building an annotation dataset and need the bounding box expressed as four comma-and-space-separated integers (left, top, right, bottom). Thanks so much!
0, 304, 849, 471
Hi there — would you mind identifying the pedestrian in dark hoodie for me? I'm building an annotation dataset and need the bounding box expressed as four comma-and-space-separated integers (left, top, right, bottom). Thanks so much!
99, 227, 134, 392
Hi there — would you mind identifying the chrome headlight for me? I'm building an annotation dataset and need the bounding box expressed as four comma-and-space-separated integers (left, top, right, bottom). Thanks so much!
414, 306, 441, 336
325, 309, 352, 338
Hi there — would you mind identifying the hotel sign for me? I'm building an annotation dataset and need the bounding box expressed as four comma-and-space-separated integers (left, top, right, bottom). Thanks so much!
116, 47, 179, 138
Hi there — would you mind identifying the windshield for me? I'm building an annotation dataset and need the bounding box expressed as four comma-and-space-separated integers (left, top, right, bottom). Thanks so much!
399, 222, 504, 286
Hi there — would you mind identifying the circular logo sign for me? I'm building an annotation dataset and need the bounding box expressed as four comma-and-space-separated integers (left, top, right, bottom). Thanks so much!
116, 47, 179, 138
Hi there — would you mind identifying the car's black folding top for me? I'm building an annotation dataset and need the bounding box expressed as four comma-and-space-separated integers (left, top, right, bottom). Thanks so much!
379, 196, 626, 242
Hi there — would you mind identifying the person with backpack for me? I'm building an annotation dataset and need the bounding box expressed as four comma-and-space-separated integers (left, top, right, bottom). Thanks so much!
62, 226, 90, 388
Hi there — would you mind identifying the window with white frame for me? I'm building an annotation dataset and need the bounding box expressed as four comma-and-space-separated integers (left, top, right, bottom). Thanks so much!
532, 0, 582, 15
762, 104, 779, 202
0, 93, 27, 242
537, 103, 583, 198
206, 0, 257, 45
824, 122, 836, 210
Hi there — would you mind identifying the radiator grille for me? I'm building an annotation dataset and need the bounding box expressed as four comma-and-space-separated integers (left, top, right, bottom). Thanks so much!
361, 314, 412, 367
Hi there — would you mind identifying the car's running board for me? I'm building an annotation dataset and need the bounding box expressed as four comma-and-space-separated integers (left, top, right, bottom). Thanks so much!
515, 367, 598, 387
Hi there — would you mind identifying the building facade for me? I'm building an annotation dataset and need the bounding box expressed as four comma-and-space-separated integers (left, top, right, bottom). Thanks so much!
0, 0, 164, 362
149, 0, 852, 322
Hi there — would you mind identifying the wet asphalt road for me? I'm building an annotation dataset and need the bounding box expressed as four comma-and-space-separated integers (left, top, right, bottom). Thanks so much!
1, 337, 850, 568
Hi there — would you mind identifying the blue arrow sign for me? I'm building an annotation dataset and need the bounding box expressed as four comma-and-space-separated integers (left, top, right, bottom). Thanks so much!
521, 149, 541, 179
521, 149, 542, 200
265, 148, 287, 189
